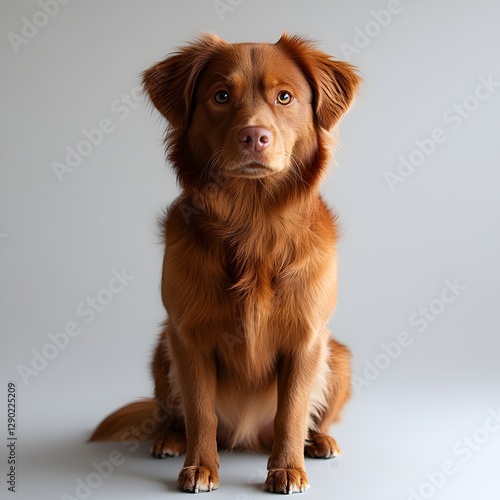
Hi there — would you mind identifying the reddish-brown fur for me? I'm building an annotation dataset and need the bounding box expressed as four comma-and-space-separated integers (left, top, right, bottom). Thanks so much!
90, 33, 360, 494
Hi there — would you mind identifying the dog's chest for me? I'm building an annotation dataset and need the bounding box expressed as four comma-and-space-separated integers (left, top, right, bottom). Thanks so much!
216, 302, 277, 385
222, 225, 297, 305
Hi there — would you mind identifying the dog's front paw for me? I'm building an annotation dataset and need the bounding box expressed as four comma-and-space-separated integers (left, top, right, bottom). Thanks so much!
177, 465, 219, 493
304, 432, 342, 459
265, 468, 310, 494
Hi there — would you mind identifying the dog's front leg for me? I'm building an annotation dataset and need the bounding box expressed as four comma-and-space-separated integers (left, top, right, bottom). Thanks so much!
169, 333, 219, 493
266, 350, 318, 494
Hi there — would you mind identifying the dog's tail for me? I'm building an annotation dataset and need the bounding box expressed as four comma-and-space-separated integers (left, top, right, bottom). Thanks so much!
88, 398, 159, 442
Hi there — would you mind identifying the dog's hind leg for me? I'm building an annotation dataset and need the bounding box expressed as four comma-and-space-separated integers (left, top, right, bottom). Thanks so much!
150, 323, 187, 458
305, 338, 351, 459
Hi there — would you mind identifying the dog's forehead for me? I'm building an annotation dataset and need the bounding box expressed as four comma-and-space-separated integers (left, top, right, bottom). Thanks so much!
205, 42, 308, 90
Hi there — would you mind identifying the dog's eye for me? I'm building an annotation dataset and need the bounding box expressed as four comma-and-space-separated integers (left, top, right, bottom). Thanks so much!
214, 90, 230, 104
277, 91, 293, 105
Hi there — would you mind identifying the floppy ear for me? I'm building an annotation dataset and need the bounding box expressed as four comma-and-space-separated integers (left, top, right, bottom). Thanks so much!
142, 33, 228, 128
276, 34, 360, 130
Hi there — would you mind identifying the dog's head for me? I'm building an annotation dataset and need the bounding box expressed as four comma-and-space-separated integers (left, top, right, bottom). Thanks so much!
143, 34, 359, 189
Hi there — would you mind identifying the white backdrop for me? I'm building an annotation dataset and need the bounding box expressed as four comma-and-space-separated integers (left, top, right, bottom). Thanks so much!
1, 1, 499, 499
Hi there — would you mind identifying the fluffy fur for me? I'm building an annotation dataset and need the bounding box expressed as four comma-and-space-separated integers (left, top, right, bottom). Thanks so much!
90, 33, 360, 494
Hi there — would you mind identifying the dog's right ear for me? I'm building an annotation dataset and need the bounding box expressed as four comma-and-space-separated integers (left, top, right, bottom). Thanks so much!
142, 34, 227, 128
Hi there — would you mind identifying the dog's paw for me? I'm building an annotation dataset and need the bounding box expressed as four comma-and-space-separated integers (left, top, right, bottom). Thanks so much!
177, 465, 219, 493
304, 432, 342, 459
265, 468, 310, 494
151, 431, 186, 458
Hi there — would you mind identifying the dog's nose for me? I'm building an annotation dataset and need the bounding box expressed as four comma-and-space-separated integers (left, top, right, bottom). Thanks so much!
238, 127, 272, 154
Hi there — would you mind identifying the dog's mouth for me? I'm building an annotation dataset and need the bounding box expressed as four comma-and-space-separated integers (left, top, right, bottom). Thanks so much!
225, 161, 277, 179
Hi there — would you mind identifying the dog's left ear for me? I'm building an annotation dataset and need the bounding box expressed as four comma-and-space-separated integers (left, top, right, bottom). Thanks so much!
277, 34, 360, 130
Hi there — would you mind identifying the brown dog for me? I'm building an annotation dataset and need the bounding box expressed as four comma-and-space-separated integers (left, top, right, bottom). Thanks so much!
90, 33, 359, 494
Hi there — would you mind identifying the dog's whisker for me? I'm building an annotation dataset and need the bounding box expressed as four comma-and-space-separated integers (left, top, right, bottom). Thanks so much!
286, 152, 311, 188
258, 178, 276, 201
203, 148, 225, 175
199, 148, 226, 190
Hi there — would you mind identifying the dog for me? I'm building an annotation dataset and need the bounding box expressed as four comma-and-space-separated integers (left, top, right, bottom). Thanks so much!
90, 33, 360, 494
